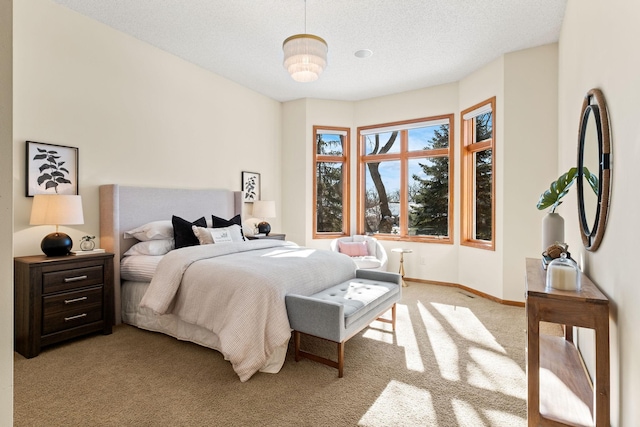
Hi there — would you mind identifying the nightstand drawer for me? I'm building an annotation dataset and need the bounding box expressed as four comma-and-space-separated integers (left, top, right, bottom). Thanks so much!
42, 286, 103, 335
42, 265, 103, 294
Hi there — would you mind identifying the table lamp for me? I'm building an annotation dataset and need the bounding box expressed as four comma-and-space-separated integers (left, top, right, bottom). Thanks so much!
30, 194, 84, 256
252, 200, 276, 236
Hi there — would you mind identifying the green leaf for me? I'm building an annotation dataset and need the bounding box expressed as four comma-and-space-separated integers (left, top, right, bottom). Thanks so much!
536, 167, 578, 213
583, 166, 599, 195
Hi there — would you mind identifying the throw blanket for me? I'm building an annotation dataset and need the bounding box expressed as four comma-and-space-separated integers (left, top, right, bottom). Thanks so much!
140, 240, 356, 381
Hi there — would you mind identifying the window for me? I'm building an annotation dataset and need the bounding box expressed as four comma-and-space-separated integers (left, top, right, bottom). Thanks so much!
357, 115, 454, 243
461, 97, 495, 250
313, 126, 350, 237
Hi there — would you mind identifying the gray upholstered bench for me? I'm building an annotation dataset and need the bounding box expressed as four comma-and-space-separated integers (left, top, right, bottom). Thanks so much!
285, 269, 402, 377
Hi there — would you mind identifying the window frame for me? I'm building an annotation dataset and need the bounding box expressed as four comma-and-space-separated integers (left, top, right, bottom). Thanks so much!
356, 115, 454, 243
460, 97, 496, 250
313, 125, 350, 239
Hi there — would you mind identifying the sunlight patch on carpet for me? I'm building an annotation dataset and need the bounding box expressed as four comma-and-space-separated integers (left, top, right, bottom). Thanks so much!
394, 303, 424, 372
483, 408, 527, 426
358, 380, 436, 427
417, 301, 460, 381
452, 398, 487, 426
431, 302, 506, 354
467, 347, 527, 399
363, 321, 394, 344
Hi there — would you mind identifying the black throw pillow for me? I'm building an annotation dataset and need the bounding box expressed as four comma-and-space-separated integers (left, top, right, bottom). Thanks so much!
172, 215, 207, 249
212, 214, 245, 240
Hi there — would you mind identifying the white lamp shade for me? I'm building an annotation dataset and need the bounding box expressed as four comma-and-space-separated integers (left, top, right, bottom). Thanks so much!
252, 200, 276, 219
30, 194, 84, 226
283, 34, 328, 82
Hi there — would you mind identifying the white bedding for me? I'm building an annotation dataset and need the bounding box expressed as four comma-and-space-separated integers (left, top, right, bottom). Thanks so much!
121, 281, 289, 375
138, 239, 356, 381
120, 255, 163, 282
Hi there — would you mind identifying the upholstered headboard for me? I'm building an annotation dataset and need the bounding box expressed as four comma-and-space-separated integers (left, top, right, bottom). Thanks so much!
99, 184, 242, 324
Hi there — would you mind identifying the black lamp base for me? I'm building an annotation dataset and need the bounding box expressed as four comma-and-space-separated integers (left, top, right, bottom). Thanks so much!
257, 221, 271, 236
41, 232, 73, 257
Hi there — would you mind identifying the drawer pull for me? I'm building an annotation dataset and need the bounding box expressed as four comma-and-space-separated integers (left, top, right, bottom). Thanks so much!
64, 313, 87, 322
64, 296, 88, 304
64, 275, 88, 283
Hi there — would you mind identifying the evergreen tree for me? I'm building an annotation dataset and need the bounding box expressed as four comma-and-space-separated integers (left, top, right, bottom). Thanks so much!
409, 125, 450, 236
474, 112, 493, 240
316, 134, 344, 232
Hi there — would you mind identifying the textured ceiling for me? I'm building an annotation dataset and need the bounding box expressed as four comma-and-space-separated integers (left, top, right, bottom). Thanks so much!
52, 0, 567, 102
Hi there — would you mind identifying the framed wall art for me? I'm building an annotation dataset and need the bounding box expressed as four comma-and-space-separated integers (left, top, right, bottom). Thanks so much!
26, 141, 79, 197
241, 171, 260, 202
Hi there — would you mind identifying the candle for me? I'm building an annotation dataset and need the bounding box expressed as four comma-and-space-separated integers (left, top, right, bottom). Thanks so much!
548, 264, 580, 290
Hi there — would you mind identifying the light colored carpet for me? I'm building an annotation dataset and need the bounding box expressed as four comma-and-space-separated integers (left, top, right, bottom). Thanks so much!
14, 282, 551, 426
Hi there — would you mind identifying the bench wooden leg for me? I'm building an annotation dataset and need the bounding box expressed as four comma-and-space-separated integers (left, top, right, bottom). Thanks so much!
391, 303, 396, 331
294, 330, 301, 362
375, 303, 397, 331
293, 331, 345, 377
338, 341, 344, 378
292, 303, 397, 378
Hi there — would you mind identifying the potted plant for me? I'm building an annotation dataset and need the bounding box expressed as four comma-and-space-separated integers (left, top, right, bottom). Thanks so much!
537, 167, 599, 252
537, 167, 578, 213
536, 167, 577, 252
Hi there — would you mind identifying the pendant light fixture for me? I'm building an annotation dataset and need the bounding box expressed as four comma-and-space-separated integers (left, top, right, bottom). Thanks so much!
282, 0, 328, 82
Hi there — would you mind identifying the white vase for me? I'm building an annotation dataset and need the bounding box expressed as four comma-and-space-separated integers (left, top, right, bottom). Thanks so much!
542, 212, 565, 252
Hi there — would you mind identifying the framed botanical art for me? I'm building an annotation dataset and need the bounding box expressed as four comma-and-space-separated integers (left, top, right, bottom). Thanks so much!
241, 171, 260, 202
26, 141, 79, 197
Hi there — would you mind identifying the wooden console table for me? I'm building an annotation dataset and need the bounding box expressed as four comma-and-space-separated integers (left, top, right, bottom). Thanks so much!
525, 258, 609, 426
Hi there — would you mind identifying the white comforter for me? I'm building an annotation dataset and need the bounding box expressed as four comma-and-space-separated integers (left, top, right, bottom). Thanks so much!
140, 240, 356, 381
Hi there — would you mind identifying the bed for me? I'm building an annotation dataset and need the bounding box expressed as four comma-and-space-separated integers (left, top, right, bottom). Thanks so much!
99, 185, 356, 381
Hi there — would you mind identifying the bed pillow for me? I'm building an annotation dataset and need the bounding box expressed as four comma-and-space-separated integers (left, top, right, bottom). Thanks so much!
338, 241, 369, 257
212, 214, 245, 240
172, 215, 207, 249
193, 224, 244, 244
124, 220, 173, 241
192, 226, 214, 245
123, 239, 175, 256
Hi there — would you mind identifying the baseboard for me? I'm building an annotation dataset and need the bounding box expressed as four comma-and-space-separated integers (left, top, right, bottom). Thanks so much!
404, 277, 525, 308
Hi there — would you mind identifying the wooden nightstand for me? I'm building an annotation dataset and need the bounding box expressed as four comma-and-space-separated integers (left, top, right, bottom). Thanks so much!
14, 252, 114, 358
246, 233, 286, 240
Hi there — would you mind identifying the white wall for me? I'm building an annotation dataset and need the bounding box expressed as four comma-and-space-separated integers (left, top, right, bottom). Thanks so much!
559, 0, 640, 424
502, 44, 559, 301
12, 0, 283, 258
281, 99, 309, 245
0, 0, 13, 422
458, 57, 505, 298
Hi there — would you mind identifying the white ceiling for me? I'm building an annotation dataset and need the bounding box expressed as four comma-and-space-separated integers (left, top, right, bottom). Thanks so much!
52, 0, 567, 102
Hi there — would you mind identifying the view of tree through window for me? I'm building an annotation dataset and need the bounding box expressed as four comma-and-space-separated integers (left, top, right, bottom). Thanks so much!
314, 127, 349, 236
473, 112, 493, 241
359, 116, 453, 242
409, 125, 450, 236
461, 98, 495, 249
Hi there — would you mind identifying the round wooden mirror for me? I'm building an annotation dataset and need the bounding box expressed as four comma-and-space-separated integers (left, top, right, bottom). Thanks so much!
577, 89, 611, 251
